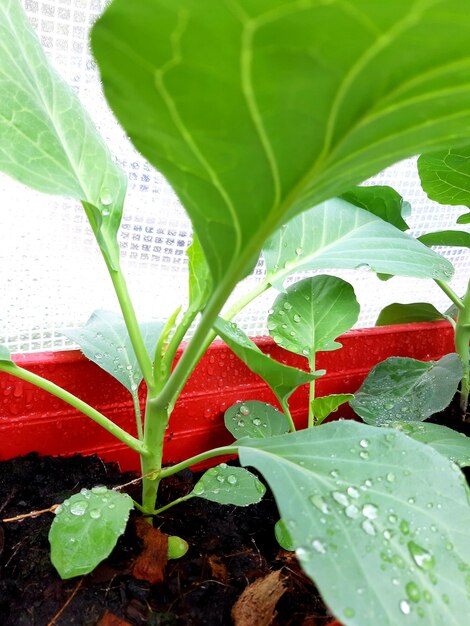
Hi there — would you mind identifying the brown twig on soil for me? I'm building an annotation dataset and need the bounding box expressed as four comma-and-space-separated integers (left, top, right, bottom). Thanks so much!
46, 578, 84, 626
1, 503, 59, 523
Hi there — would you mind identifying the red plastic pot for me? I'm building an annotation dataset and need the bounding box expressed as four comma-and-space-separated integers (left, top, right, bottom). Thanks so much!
0, 321, 454, 470
0, 321, 456, 626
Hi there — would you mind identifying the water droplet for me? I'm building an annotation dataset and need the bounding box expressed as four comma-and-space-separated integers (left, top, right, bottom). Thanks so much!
359, 439, 369, 448
405, 581, 421, 603
408, 542, 436, 571
70, 500, 88, 516
362, 504, 378, 519
89, 509, 101, 519
399, 599, 411, 615
216, 474, 225, 483
296, 546, 312, 561
293, 314, 301, 323
100, 187, 113, 206
361, 519, 376, 536
131, 383, 138, 391
295, 247, 303, 256
227, 475, 237, 485
252, 418, 262, 426
386, 473, 395, 483
239, 404, 250, 416
345, 504, 360, 519
347, 486, 360, 499
359, 450, 369, 459
309, 494, 330, 514
311, 539, 327, 554
332, 491, 349, 507
355, 263, 372, 271
400, 520, 410, 535
283, 302, 292, 311
94, 353, 103, 360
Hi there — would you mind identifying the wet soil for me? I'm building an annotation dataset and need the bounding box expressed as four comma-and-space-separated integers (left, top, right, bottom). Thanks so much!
0, 454, 333, 626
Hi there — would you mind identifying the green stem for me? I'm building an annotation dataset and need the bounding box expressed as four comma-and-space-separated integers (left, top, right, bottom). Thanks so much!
159, 445, 240, 479
455, 280, 470, 416
140, 395, 169, 515
434, 280, 464, 310
109, 268, 155, 393
160, 306, 199, 383
132, 392, 143, 441
153, 305, 183, 390
280, 398, 296, 432
153, 494, 193, 515
308, 354, 316, 428
0, 362, 145, 455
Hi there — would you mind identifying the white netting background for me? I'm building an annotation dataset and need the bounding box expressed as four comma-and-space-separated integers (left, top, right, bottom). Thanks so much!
1, 0, 469, 354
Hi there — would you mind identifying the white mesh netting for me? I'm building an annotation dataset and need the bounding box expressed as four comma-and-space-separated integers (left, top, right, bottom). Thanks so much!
1, 0, 469, 354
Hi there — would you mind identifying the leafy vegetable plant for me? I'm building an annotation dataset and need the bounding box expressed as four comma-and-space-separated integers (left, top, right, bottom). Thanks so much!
1, 1, 470, 624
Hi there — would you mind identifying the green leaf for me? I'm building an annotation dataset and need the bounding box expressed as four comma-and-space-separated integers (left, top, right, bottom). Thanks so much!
192, 464, 265, 506
418, 230, 470, 248
268, 275, 359, 358
311, 394, 355, 425
214, 317, 319, 406
274, 519, 295, 551
61, 310, 163, 395
376, 303, 446, 326
350, 354, 463, 426
187, 235, 212, 313
239, 421, 470, 626
224, 400, 289, 439
457, 212, 470, 224
0, 345, 12, 362
393, 422, 470, 468
91, 0, 470, 290
263, 200, 452, 290
418, 146, 470, 210
340, 186, 410, 231
0, 0, 127, 269
49, 486, 134, 579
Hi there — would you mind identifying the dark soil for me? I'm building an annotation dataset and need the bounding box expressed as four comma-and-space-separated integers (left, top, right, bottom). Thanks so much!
0, 454, 332, 626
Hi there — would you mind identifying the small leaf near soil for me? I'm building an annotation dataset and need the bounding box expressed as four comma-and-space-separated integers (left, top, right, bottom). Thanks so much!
268, 275, 359, 358
49, 486, 133, 579
232, 569, 286, 626
192, 464, 266, 507
350, 354, 463, 425
224, 401, 289, 439
239, 421, 470, 625
392, 422, 470, 468
311, 394, 355, 426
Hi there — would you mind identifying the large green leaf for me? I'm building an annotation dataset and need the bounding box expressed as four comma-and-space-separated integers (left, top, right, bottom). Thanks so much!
49, 486, 134, 579
376, 302, 447, 326
262, 200, 452, 290
0, 0, 127, 269
239, 421, 470, 626
350, 354, 463, 426
92, 0, 470, 288
418, 147, 470, 221
214, 317, 318, 406
224, 400, 289, 439
418, 230, 470, 248
61, 309, 163, 394
340, 186, 410, 231
392, 422, 470, 468
268, 275, 359, 358
192, 464, 265, 506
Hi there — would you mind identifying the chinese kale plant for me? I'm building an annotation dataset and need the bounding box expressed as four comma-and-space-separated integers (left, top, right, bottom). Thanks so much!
1, 1, 470, 624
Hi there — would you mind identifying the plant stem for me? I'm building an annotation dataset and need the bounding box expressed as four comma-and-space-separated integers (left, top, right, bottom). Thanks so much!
132, 392, 143, 441
153, 494, 193, 515
308, 354, 316, 428
140, 395, 169, 515
109, 268, 155, 392
455, 280, 470, 416
434, 280, 464, 310
280, 398, 296, 432
0, 362, 146, 454
159, 445, 240, 479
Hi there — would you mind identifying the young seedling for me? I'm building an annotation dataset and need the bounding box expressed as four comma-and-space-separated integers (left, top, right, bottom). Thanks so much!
1, 2, 470, 624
